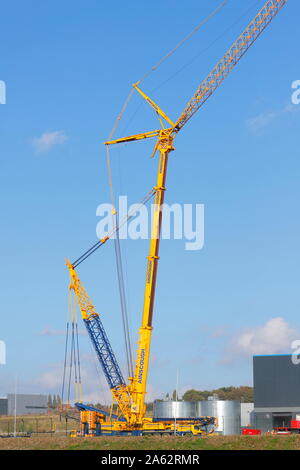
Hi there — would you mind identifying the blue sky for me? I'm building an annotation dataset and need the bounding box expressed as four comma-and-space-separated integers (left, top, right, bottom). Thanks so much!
0, 0, 299, 404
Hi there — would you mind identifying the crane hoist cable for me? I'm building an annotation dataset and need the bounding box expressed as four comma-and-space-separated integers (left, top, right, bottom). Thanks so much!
61, 310, 69, 405
61, 290, 83, 406
107, 0, 228, 144
137, 0, 229, 84
72, 295, 82, 403
75, 315, 83, 403
72, 0, 229, 274
72, 3, 230, 270
67, 293, 82, 404
61, 290, 73, 406
106, 144, 134, 379
113, 224, 133, 378
149, 0, 262, 94
71, 188, 156, 268
118, 0, 261, 136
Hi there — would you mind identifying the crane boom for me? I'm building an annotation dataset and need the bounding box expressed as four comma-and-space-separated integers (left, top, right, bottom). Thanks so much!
68, 0, 289, 433
105, 0, 289, 425
173, 0, 288, 132
66, 261, 134, 423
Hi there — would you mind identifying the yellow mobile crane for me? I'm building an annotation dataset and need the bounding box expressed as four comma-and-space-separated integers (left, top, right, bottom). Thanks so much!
67, 0, 288, 436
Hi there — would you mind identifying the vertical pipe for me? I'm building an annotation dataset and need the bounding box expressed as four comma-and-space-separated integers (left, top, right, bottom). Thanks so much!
13, 377, 17, 437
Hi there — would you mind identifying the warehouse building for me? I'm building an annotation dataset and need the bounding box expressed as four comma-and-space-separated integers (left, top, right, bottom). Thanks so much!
6, 394, 48, 415
253, 355, 300, 432
0, 398, 8, 415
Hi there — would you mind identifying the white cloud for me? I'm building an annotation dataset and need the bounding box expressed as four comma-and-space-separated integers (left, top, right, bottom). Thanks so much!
31, 130, 68, 154
234, 317, 296, 356
246, 103, 299, 133
246, 111, 278, 132
221, 317, 298, 364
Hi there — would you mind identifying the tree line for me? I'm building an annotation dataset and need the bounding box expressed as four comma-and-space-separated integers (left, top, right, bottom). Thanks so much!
47, 395, 62, 409
181, 386, 253, 402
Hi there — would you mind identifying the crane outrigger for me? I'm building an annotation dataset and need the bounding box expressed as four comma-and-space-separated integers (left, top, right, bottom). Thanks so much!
66, 0, 288, 436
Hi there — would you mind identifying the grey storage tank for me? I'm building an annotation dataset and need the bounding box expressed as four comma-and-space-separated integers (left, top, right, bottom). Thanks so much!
198, 399, 241, 435
153, 401, 197, 420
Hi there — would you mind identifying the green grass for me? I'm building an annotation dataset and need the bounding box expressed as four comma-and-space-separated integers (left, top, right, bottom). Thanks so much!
1, 434, 300, 450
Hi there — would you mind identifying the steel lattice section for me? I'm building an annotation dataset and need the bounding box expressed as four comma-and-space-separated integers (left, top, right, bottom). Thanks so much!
174, 0, 288, 132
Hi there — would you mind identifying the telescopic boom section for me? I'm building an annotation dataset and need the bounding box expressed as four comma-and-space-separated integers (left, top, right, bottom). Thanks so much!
66, 261, 134, 423
130, 130, 174, 423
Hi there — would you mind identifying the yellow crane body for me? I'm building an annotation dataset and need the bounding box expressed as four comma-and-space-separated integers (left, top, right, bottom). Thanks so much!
67, 0, 288, 436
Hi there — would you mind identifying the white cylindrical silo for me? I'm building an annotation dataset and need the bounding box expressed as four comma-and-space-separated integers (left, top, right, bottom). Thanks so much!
153, 401, 197, 420
197, 400, 241, 435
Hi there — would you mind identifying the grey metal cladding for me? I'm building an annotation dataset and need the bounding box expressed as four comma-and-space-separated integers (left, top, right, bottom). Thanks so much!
6, 394, 47, 415
0, 398, 8, 415
253, 355, 300, 408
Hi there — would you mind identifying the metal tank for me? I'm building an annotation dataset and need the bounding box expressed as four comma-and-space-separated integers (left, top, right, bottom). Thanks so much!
197, 400, 241, 435
153, 401, 197, 420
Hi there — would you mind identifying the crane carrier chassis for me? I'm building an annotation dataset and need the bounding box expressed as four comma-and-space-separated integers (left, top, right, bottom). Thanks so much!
75, 404, 215, 437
